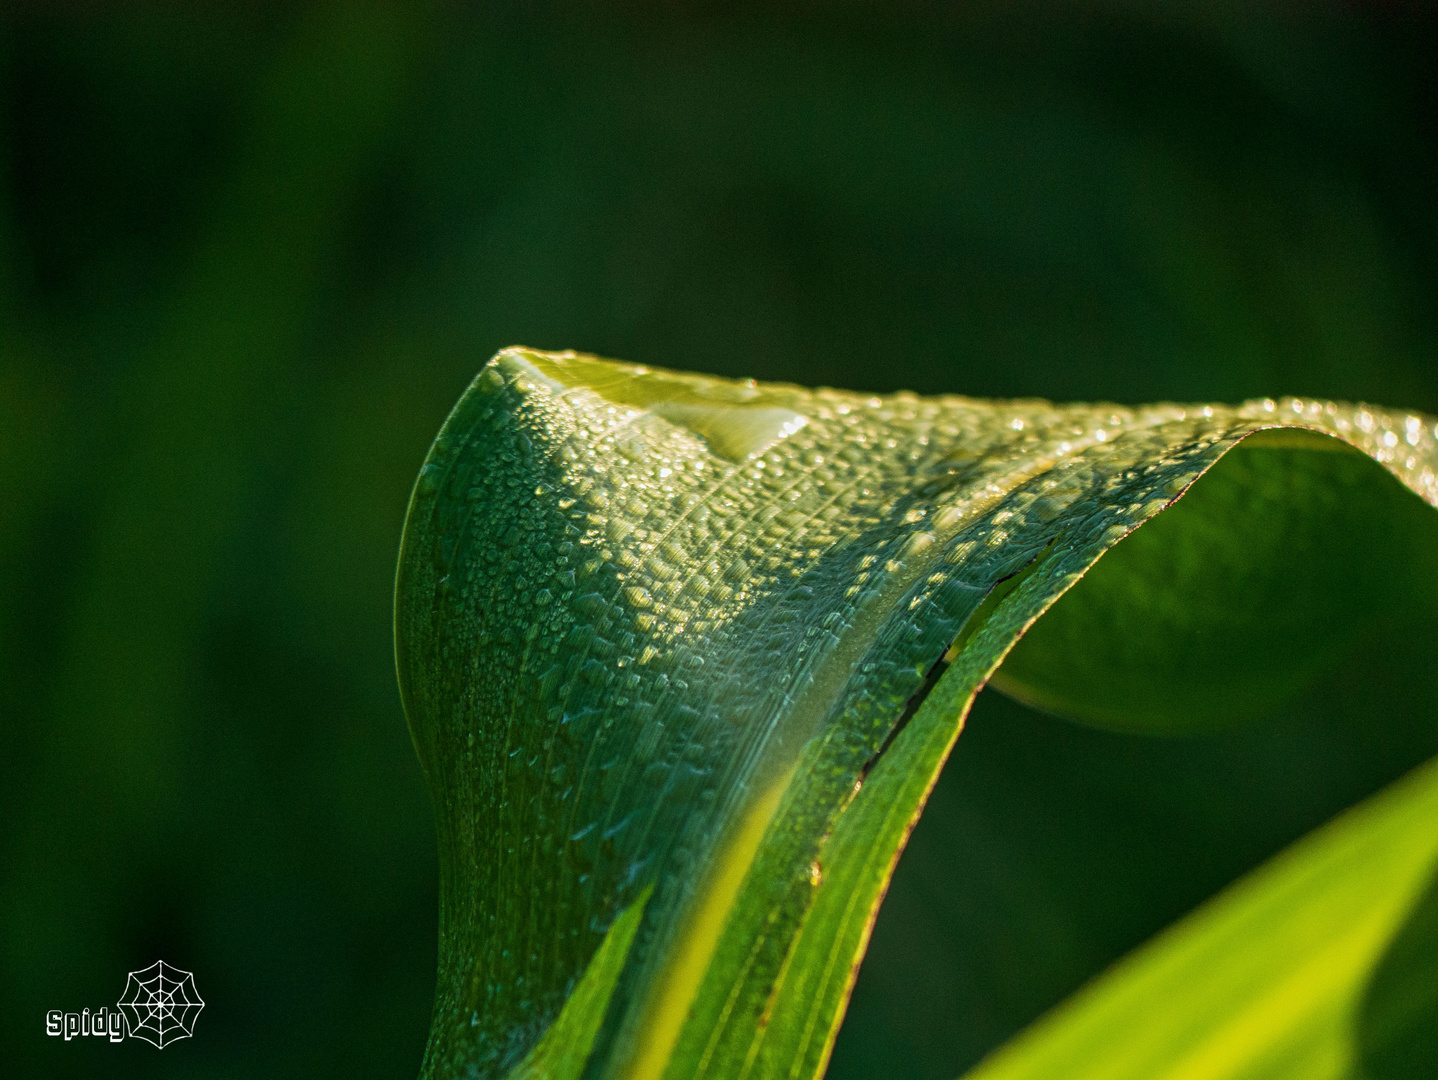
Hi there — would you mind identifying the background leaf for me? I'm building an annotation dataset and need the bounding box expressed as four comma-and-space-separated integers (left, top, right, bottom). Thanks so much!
960, 755, 1438, 1080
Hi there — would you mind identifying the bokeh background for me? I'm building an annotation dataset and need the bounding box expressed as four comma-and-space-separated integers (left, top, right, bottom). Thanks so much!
3, 3, 1437, 1078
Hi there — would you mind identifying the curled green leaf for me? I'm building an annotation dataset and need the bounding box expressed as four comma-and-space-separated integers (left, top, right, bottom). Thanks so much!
394, 348, 1438, 1080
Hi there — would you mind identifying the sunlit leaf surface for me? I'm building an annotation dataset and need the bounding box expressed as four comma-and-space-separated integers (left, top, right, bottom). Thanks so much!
394, 348, 1438, 1080
960, 755, 1438, 1080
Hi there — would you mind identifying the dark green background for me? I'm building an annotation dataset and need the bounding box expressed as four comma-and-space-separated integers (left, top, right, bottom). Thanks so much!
3, 3, 1436, 1078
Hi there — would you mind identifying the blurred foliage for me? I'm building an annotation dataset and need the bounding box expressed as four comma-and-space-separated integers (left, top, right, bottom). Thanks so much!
1, 3, 1435, 1078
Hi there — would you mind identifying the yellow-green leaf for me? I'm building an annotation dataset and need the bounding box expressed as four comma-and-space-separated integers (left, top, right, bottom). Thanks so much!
960, 754, 1438, 1080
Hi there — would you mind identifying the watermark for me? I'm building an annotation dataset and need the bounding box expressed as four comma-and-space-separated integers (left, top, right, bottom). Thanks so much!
46, 961, 204, 1049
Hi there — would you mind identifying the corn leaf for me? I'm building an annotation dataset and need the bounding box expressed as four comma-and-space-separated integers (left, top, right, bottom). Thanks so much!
394, 348, 1438, 1080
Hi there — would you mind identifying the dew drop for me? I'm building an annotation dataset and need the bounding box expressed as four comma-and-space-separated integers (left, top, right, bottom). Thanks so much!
623, 586, 654, 609
650, 401, 810, 463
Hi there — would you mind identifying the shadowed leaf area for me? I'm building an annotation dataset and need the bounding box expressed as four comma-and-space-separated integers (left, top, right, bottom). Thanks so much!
1359, 865, 1438, 1080
394, 349, 1438, 1080
996, 434, 1438, 732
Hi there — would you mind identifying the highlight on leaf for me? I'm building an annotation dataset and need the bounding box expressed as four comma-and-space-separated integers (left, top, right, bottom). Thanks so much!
393, 347, 1438, 1080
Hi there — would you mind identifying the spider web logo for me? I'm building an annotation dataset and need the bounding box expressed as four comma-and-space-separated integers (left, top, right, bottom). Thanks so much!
116, 961, 204, 1048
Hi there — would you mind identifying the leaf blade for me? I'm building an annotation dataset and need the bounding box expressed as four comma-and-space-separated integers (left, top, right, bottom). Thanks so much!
959, 754, 1438, 1080
513, 885, 652, 1080
394, 348, 1438, 1080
